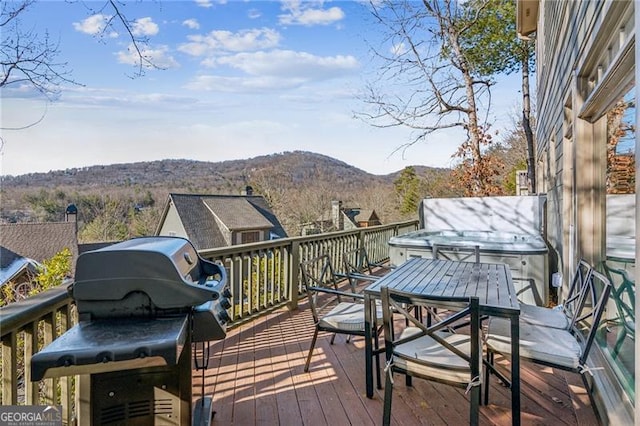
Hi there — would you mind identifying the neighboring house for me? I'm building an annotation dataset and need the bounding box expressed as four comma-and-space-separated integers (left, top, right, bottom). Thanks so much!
155, 191, 288, 250
302, 200, 382, 235
519, 0, 636, 422
0, 220, 78, 294
0, 221, 79, 270
0, 246, 40, 294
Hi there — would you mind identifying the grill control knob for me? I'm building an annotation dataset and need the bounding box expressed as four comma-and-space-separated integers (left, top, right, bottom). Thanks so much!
219, 310, 231, 324
220, 298, 232, 310
222, 288, 232, 299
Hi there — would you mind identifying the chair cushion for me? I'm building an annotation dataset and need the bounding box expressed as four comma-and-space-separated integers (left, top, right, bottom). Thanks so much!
520, 304, 569, 329
486, 318, 582, 369
392, 327, 474, 385
319, 302, 383, 331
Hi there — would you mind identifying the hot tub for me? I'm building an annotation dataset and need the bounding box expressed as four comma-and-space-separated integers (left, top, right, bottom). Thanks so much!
389, 229, 549, 306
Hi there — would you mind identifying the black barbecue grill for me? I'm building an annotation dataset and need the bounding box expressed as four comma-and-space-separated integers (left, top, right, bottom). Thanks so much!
31, 236, 231, 426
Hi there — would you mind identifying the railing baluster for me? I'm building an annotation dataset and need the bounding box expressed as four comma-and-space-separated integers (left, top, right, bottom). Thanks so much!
1, 331, 18, 404
24, 322, 38, 404
42, 312, 56, 406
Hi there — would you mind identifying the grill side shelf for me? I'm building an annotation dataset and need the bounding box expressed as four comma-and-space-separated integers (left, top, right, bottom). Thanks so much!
31, 316, 189, 381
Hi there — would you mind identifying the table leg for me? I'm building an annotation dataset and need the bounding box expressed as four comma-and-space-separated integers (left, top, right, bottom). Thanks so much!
364, 294, 374, 398
510, 314, 521, 426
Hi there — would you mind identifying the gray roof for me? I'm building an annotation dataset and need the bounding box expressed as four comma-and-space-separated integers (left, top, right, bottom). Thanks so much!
0, 246, 40, 286
0, 246, 22, 270
0, 222, 78, 270
164, 194, 286, 250
203, 197, 274, 231
352, 209, 379, 223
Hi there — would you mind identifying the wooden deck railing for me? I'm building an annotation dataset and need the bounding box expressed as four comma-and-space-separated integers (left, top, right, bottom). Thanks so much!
0, 284, 76, 423
0, 220, 418, 422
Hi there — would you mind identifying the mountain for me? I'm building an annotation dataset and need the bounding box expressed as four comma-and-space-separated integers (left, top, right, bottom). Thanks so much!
1, 151, 454, 226
1, 151, 447, 190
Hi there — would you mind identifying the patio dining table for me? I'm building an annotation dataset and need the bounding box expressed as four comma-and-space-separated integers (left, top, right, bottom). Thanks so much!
364, 256, 522, 425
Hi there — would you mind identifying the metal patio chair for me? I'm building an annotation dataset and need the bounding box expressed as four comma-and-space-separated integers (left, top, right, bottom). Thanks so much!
428, 243, 481, 326
483, 269, 612, 405
300, 254, 383, 375
341, 246, 392, 291
380, 287, 482, 426
432, 243, 480, 264
519, 259, 593, 329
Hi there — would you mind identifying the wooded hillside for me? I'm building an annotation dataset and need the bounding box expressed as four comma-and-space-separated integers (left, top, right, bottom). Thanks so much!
1, 151, 457, 239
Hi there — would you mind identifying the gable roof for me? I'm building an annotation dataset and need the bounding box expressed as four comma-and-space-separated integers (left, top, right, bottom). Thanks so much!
159, 193, 287, 250
0, 246, 40, 286
352, 209, 379, 223
313, 206, 381, 228
202, 197, 274, 231
0, 222, 78, 270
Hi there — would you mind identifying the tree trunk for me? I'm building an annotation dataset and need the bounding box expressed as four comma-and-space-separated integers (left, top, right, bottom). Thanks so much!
521, 42, 536, 194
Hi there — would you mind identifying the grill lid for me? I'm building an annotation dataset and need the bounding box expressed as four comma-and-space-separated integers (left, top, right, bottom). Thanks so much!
73, 236, 227, 311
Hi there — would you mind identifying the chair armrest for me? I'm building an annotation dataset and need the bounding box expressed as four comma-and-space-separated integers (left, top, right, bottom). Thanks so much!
347, 272, 380, 281
308, 286, 365, 300
335, 272, 380, 282
370, 261, 395, 270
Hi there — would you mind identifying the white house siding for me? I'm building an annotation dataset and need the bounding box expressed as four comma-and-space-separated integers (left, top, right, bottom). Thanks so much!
158, 202, 189, 239
534, 0, 636, 422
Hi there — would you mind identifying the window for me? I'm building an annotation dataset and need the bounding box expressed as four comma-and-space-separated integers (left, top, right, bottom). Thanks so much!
599, 88, 635, 399
241, 231, 261, 244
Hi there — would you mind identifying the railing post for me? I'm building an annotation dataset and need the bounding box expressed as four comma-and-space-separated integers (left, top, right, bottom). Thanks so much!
289, 240, 300, 311
1, 331, 17, 405
358, 229, 366, 251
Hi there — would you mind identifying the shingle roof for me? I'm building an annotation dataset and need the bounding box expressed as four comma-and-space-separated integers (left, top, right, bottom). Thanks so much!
164, 193, 287, 251
0, 222, 78, 270
203, 197, 274, 231
169, 194, 227, 250
1, 246, 23, 270
353, 209, 378, 222
0, 246, 40, 286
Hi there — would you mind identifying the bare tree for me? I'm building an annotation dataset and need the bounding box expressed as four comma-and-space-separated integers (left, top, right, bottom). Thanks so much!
1, 0, 160, 100
358, 0, 499, 195
1, 0, 74, 99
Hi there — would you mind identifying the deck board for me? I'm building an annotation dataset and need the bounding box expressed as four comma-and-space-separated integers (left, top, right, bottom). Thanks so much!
197, 299, 602, 425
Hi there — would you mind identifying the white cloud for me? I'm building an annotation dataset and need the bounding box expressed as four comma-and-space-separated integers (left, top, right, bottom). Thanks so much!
279, 2, 344, 26
178, 28, 281, 56
214, 50, 359, 79
184, 75, 305, 92
182, 19, 200, 30
184, 49, 359, 94
131, 17, 159, 36
195, 0, 213, 8
116, 44, 179, 69
73, 14, 112, 36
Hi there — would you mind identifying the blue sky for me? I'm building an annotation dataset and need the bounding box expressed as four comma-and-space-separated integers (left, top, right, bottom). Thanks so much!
1, 0, 522, 177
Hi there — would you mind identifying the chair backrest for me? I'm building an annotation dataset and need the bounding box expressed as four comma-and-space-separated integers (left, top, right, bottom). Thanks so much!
560, 259, 594, 323
300, 254, 346, 322
569, 270, 613, 365
380, 286, 482, 379
432, 243, 480, 264
342, 246, 377, 276
602, 263, 635, 329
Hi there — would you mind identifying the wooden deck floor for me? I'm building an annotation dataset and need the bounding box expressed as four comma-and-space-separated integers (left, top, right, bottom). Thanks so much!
193, 300, 602, 425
